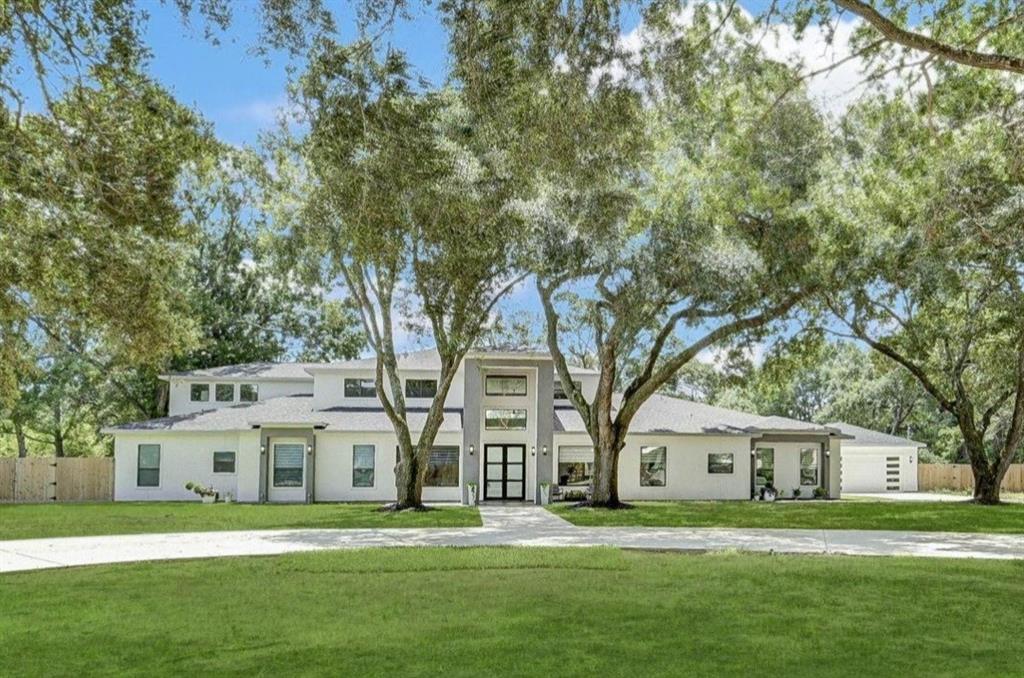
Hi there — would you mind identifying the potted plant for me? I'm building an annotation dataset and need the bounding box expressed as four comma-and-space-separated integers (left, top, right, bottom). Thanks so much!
539, 481, 551, 506
466, 481, 478, 506
185, 481, 218, 504
813, 486, 828, 499
761, 485, 778, 502
792, 487, 802, 499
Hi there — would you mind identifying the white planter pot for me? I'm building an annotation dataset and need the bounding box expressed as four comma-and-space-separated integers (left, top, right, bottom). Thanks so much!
539, 487, 550, 506
466, 487, 477, 506
201, 494, 216, 504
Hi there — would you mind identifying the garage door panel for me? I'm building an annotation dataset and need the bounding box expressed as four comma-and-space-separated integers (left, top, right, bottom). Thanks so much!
842, 454, 889, 493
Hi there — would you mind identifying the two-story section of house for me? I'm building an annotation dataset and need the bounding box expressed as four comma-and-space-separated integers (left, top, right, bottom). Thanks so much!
104, 348, 846, 503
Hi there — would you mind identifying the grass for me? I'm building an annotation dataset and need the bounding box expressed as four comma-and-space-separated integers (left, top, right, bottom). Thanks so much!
2, 547, 1022, 677
0, 502, 481, 540
548, 500, 1024, 533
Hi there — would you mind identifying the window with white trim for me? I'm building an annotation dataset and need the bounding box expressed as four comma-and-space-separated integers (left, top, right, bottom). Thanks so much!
558, 446, 593, 486
190, 383, 210, 402
353, 445, 375, 488
707, 453, 734, 474
425, 447, 459, 487
215, 384, 234, 402
239, 384, 259, 402
485, 408, 527, 430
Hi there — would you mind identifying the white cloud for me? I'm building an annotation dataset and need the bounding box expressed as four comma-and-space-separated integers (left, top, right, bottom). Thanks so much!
614, 4, 899, 116
222, 95, 299, 126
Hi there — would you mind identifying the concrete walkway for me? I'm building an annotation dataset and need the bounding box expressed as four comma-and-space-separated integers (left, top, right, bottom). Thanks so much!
2, 504, 1021, 574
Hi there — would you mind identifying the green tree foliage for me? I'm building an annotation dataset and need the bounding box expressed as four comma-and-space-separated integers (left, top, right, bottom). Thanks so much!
452, 4, 830, 506
280, 42, 529, 508
816, 66, 1024, 502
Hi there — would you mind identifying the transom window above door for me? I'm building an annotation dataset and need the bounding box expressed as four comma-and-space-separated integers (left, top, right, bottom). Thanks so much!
485, 375, 527, 396
485, 408, 528, 430
344, 378, 376, 398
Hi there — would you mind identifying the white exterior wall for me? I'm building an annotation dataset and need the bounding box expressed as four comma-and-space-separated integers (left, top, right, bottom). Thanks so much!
114, 430, 260, 501
841, 444, 918, 492
312, 369, 465, 411
168, 379, 313, 416
314, 431, 463, 502
757, 441, 826, 498
551, 433, 753, 500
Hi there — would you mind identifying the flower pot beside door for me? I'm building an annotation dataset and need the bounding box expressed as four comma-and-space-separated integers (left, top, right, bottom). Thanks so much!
466, 482, 478, 506
539, 482, 551, 506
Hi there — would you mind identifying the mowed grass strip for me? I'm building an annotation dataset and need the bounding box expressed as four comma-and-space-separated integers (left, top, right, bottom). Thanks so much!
1, 547, 1022, 677
0, 502, 481, 540
548, 500, 1024, 533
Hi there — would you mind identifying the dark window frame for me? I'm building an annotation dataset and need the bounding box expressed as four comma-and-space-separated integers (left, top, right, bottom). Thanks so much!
213, 450, 236, 474
640, 446, 667, 487
273, 443, 305, 488
137, 444, 160, 487
553, 380, 582, 400
800, 447, 819, 486
485, 375, 528, 396
707, 452, 734, 474
484, 408, 528, 431
344, 378, 377, 398
404, 379, 438, 399
425, 446, 460, 487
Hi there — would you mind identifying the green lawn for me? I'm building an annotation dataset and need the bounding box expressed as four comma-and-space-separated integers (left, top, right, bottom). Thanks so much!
548, 500, 1024, 533
2, 548, 1022, 676
0, 502, 481, 540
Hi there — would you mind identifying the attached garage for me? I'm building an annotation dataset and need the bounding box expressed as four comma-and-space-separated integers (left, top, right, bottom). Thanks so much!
826, 422, 923, 493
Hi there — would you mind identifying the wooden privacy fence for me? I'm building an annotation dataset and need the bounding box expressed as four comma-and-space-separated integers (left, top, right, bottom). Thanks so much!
0, 457, 114, 503
918, 463, 1024, 492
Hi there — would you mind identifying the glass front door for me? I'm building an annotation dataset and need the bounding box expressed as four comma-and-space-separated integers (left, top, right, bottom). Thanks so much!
484, 444, 526, 500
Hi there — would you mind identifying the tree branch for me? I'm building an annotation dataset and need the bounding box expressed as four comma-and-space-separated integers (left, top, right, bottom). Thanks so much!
833, 0, 1024, 74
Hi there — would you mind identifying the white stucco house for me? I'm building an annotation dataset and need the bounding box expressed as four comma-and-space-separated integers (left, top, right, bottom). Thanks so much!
104, 349, 847, 503
827, 422, 924, 493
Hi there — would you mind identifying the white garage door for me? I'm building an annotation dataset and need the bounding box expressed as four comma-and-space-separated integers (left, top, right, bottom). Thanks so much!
842, 454, 906, 492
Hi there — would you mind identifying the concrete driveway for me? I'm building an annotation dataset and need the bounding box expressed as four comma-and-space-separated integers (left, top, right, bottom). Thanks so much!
2, 504, 1021, 574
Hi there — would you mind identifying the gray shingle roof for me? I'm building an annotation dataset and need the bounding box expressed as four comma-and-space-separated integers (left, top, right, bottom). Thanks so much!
163, 363, 322, 381
103, 395, 463, 434
824, 422, 925, 447
554, 394, 845, 436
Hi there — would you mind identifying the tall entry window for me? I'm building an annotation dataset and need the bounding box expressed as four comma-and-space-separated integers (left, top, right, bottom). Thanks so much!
137, 444, 161, 487
353, 445, 375, 487
640, 446, 666, 487
485, 409, 527, 430
800, 447, 819, 486
273, 443, 305, 487
754, 448, 775, 488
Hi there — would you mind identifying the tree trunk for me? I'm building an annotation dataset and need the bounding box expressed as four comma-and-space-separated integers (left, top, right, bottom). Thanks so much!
965, 438, 1009, 504
589, 434, 627, 508
54, 428, 65, 458
392, 443, 424, 509
13, 420, 28, 458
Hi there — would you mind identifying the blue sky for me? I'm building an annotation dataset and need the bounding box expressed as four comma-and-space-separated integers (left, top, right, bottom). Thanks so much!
138, 1, 855, 357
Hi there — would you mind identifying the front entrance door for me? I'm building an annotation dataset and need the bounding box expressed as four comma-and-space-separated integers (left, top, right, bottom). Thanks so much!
268, 441, 306, 502
484, 444, 526, 500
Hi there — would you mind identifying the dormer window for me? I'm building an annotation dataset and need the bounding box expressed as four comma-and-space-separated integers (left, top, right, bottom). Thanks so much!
240, 384, 259, 402
190, 384, 210, 402
485, 375, 527, 396
405, 379, 438, 398
344, 378, 376, 398
215, 384, 234, 402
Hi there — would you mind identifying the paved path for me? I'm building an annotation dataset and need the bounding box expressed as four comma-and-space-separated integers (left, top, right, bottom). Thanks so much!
2, 504, 1021, 574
